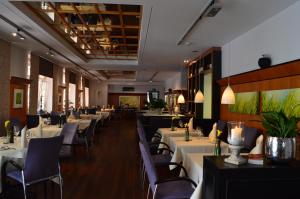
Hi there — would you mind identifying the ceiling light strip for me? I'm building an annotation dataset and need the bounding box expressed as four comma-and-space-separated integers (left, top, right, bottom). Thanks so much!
140, 6, 153, 64
177, 0, 214, 45
0, 14, 102, 81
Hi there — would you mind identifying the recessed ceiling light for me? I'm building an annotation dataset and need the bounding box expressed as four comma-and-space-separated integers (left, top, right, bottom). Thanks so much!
86, 49, 91, 54
149, 80, 153, 83
184, 59, 189, 63
11, 32, 17, 37
46, 49, 55, 57
184, 42, 192, 46
19, 35, 25, 40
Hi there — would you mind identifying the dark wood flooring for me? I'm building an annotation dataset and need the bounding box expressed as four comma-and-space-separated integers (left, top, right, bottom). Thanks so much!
6, 117, 145, 199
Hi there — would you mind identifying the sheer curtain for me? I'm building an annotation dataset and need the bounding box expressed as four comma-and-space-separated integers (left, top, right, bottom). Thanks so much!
37, 75, 53, 112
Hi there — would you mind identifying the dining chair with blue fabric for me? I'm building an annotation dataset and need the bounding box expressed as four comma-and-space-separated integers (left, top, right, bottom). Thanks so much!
139, 142, 196, 199
59, 123, 79, 159
26, 115, 39, 129
3, 136, 64, 199
75, 119, 97, 158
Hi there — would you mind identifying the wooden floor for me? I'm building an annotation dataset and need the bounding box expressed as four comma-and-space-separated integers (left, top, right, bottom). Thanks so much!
6, 117, 144, 199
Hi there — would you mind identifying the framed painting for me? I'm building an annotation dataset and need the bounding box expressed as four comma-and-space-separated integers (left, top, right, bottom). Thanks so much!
119, 96, 140, 109
13, 88, 24, 108
262, 88, 300, 117
229, 91, 259, 114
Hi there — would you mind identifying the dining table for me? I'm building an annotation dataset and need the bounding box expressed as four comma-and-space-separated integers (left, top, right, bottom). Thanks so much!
168, 136, 229, 169
156, 128, 200, 149
27, 125, 62, 138
67, 118, 91, 131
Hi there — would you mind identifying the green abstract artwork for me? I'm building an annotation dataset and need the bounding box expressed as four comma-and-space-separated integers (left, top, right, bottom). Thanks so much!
119, 96, 140, 109
229, 92, 259, 114
262, 88, 300, 117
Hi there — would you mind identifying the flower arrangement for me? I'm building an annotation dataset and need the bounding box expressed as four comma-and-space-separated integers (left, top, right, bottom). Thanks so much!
214, 130, 223, 156
4, 120, 14, 143
171, 115, 180, 131
184, 122, 190, 141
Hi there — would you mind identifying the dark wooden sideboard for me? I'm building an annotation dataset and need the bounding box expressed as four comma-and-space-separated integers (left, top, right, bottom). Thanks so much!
202, 156, 300, 199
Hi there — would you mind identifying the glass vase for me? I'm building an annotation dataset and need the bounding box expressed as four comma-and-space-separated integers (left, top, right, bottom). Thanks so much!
185, 128, 190, 141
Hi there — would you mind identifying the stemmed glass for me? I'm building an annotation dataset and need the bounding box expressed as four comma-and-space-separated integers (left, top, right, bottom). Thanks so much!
196, 126, 203, 137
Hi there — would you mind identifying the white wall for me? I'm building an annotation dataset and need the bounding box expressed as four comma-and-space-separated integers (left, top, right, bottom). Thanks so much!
10, 44, 27, 78
164, 68, 187, 91
222, 1, 300, 77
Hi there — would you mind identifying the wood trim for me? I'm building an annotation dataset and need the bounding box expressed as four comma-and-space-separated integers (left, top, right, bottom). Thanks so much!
10, 76, 32, 85
217, 59, 300, 86
186, 47, 221, 67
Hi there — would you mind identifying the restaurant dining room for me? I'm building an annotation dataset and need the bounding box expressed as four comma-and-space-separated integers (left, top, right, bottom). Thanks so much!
1, 0, 300, 199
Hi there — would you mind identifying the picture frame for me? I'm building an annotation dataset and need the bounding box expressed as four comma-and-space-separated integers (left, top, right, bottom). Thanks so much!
13, 88, 24, 108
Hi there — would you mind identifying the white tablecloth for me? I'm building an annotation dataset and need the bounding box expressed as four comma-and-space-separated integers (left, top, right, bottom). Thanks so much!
80, 114, 102, 121
157, 128, 200, 149
0, 137, 27, 193
68, 119, 90, 130
28, 125, 62, 138
142, 113, 185, 117
169, 137, 229, 169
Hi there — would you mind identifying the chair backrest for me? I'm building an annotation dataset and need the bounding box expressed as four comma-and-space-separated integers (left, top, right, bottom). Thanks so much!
26, 115, 39, 129
61, 123, 78, 145
243, 126, 261, 151
137, 127, 147, 145
24, 136, 63, 183
136, 119, 143, 128
86, 119, 97, 141
139, 142, 158, 191
10, 118, 23, 133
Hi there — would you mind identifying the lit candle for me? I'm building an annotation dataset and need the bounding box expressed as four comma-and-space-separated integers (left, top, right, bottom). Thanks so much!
230, 126, 242, 145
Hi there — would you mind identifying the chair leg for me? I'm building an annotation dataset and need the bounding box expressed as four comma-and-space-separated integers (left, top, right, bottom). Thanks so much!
59, 175, 63, 199
21, 172, 27, 199
147, 184, 150, 199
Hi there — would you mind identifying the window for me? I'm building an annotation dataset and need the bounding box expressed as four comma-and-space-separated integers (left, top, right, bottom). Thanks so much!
69, 83, 76, 109
27, 52, 31, 113
85, 87, 89, 107
37, 75, 53, 112
62, 67, 66, 85
62, 88, 66, 111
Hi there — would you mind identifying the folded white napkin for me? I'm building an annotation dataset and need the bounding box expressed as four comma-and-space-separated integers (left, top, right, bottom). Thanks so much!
37, 123, 43, 138
39, 116, 44, 127
20, 126, 28, 148
188, 117, 194, 132
208, 123, 217, 143
250, 135, 264, 155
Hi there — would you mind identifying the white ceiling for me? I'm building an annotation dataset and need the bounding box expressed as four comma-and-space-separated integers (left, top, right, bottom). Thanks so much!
0, 0, 298, 82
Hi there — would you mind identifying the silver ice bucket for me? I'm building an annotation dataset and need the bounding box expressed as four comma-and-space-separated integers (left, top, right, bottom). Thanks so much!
265, 136, 296, 163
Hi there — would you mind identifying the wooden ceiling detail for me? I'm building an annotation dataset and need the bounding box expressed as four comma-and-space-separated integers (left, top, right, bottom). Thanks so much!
26, 2, 142, 60
97, 70, 136, 80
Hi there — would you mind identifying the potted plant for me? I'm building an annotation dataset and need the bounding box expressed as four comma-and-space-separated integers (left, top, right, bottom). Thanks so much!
262, 111, 300, 163
149, 99, 166, 115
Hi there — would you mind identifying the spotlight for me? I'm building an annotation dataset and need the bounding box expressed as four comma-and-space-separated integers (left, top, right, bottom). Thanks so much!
86, 49, 91, 54
183, 59, 189, 63
11, 29, 25, 40
46, 49, 55, 57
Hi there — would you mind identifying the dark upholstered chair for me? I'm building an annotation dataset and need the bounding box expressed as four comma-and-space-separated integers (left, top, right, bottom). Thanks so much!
243, 126, 261, 152
217, 120, 228, 142
60, 123, 79, 158
4, 136, 64, 199
139, 142, 196, 199
75, 119, 97, 158
26, 115, 39, 129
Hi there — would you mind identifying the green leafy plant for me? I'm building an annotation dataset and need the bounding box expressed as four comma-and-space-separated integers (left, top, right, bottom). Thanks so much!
149, 99, 166, 109
261, 111, 300, 138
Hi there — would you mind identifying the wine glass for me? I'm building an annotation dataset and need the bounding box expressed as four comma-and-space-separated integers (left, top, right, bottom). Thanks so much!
196, 126, 203, 137
178, 120, 184, 128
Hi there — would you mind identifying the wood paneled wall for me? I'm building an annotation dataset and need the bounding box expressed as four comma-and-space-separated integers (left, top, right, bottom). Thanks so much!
108, 93, 147, 110
217, 59, 300, 159
218, 59, 300, 131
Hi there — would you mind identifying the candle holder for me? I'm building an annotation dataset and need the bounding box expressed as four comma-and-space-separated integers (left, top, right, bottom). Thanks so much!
224, 121, 247, 165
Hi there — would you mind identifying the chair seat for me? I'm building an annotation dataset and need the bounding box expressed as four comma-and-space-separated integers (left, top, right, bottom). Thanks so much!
152, 154, 172, 166
155, 180, 195, 199
7, 170, 23, 184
